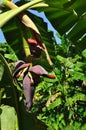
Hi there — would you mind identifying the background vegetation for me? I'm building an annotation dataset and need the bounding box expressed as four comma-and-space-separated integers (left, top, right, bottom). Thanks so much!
0, 0, 86, 130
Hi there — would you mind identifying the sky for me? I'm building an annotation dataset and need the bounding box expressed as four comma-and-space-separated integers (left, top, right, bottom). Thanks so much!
0, 29, 6, 42
0, 0, 61, 43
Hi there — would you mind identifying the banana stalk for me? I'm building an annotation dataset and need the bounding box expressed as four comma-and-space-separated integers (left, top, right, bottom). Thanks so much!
0, 0, 48, 27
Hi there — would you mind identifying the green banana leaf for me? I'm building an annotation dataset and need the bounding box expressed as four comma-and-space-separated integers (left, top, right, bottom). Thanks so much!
37, 0, 86, 51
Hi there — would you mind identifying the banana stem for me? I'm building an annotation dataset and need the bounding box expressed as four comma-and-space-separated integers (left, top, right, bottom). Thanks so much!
0, 0, 48, 27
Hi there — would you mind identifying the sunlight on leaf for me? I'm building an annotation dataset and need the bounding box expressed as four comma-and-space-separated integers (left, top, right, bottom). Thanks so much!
0, 105, 19, 130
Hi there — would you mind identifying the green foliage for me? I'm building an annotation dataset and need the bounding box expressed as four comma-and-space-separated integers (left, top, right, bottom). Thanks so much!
31, 36, 86, 130
0, 105, 18, 130
42, 0, 86, 44
0, 0, 86, 130
0, 43, 47, 130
